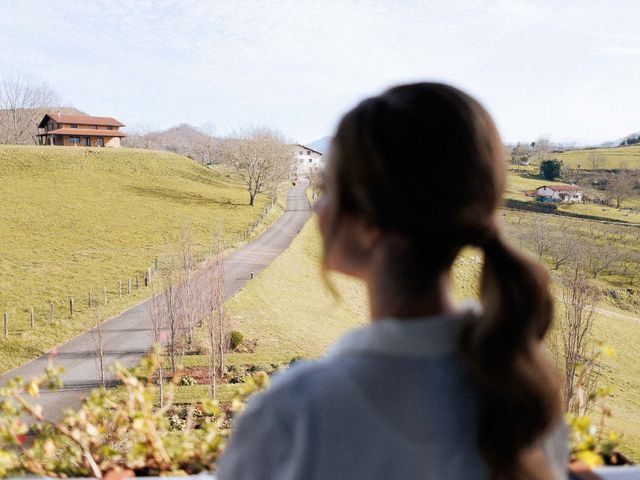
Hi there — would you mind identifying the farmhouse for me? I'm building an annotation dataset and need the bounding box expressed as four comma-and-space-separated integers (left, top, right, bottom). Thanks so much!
535, 184, 583, 203
292, 144, 323, 174
37, 113, 126, 147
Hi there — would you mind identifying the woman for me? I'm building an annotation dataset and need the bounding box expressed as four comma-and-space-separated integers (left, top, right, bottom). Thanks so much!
217, 83, 568, 479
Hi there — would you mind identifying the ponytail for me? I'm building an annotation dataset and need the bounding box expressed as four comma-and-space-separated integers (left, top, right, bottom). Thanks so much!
462, 233, 562, 480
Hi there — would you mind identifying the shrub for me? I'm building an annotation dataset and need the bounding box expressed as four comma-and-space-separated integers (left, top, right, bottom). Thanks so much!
0, 355, 270, 477
540, 158, 563, 180
229, 331, 244, 350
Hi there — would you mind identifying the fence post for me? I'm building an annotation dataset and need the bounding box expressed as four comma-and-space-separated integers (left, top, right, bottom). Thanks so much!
30, 306, 34, 329
4, 313, 8, 337
88, 290, 93, 307
128, 277, 132, 294
49, 303, 54, 323
69, 297, 74, 317
118, 280, 122, 298
135, 273, 139, 289
104, 287, 108, 304
144, 272, 149, 287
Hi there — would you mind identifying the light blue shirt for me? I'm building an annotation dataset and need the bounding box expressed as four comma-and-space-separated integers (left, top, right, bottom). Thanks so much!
217, 308, 569, 479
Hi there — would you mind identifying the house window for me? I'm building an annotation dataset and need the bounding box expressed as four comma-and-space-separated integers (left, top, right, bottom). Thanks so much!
299, 151, 303, 155
71, 124, 78, 128
83, 136, 91, 146
307, 150, 311, 155
92, 125, 98, 129
69, 136, 80, 145
96, 137, 104, 147
106, 126, 113, 130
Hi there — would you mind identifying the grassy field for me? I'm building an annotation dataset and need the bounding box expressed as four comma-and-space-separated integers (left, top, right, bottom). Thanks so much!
555, 144, 640, 170
505, 170, 640, 223
0, 145, 278, 374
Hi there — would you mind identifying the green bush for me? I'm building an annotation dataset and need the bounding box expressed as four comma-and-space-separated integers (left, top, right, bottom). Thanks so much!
540, 158, 563, 180
229, 331, 244, 350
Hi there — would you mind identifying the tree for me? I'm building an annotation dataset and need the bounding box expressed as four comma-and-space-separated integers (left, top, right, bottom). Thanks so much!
217, 128, 294, 206
557, 256, 601, 413
0, 75, 58, 144
586, 152, 606, 171
607, 170, 635, 209
509, 143, 529, 171
530, 137, 552, 164
540, 159, 562, 180
547, 226, 579, 270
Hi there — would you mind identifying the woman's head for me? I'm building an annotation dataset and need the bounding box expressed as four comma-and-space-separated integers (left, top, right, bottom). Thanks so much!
319, 83, 505, 284
319, 82, 562, 480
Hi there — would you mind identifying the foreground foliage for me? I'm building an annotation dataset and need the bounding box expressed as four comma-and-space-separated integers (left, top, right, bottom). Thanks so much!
0, 354, 268, 478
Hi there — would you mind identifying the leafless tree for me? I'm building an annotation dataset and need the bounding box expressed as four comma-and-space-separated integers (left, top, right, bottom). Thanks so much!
217, 127, 294, 206
161, 265, 184, 374
547, 227, 579, 270
530, 137, 552, 164
202, 231, 228, 398
91, 314, 106, 389
177, 225, 196, 351
0, 75, 58, 144
530, 218, 551, 262
196, 122, 217, 165
585, 242, 620, 278
607, 170, 636, 209
558, 256, 601, 413
147, 292, 166, 408
587, 152, 606, 171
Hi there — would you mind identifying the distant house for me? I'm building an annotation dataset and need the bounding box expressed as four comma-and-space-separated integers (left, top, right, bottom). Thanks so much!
535, 184, 583, 203
36, 113, 126, 148
292, 144, 323, 174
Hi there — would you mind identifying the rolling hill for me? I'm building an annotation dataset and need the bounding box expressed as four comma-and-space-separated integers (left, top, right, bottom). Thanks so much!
0, 145, 274, 373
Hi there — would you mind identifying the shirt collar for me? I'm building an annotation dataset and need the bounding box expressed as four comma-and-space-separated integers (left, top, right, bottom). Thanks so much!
328, 303, 480, 358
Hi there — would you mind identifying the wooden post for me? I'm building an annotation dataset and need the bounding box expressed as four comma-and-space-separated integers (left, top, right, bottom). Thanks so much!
118, 279, 122, 298
30, 306, 34, 329
49, 303, 54, 323
4, 313, 8, 337
128, 277, 132, 294
144, 272, 149, 287
135, 273, 139, 289
88, 290, 92, 307
104, 287, 108, 304
69, 297, 74, 317
250, 271, 254, 279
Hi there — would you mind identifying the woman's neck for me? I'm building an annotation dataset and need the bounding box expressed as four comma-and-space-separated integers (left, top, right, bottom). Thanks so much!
367, 270, 458, 321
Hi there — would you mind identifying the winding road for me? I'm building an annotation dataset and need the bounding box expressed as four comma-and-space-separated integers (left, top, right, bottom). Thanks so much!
0, 178, 313, 422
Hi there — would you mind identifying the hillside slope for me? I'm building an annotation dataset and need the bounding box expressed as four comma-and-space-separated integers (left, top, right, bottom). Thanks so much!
0, 145, 272, 373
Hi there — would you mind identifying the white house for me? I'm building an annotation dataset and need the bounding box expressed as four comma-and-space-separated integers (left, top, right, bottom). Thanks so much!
292, 144, 323, 175
535, 184, 583, 203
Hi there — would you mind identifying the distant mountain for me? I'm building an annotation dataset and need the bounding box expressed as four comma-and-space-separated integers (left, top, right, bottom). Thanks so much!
306, 136, 332, 154
123, 123, 217, 164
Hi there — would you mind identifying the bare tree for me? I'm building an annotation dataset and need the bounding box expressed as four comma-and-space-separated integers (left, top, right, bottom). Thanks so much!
161, 265, 184, 374
558, 256, 601, 413
585, 242, 620, 278
196, 122, 217, 165
0, 75, 58, 144
530, 218, 551, 262
202, 231, 228, 398
586, 152, 606, 171
547, 227, 579, 270
217, 127, 294, 206
531, 137, 551, 165
607, 170, 636, 209
147, 292, 166, 408
91, 314, 106, 389
177, 225, 197, 351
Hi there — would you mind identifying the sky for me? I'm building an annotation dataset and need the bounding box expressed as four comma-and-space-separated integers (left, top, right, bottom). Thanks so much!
1, 0, 640, 145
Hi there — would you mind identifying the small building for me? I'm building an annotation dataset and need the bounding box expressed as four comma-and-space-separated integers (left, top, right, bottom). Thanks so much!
535, 184, 583, 203
37, 113, 126, 148
292, 144, 323, 174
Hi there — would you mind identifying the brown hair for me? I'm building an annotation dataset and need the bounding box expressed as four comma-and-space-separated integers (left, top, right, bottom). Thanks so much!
326, 83, 562, 479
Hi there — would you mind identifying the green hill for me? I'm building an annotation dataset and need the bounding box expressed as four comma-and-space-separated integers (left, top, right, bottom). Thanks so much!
556, 144, 640, 170
0, 145, 275, 374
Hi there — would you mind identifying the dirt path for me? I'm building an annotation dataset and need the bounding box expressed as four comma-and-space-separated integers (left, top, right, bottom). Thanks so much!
0, 179, 312, 422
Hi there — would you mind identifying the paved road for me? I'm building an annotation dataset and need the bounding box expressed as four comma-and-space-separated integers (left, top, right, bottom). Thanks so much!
0, 178, 312, 422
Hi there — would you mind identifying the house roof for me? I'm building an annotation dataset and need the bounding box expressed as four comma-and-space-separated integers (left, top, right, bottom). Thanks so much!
37, 128, 127, 138
293, 144, 323, 155
538, 184, 582, 192
38, 113, 125, 128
